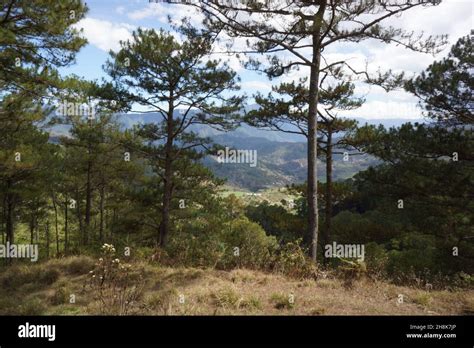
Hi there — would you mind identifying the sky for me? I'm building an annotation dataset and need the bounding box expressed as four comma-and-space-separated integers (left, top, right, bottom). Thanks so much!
60, 0, 473, 120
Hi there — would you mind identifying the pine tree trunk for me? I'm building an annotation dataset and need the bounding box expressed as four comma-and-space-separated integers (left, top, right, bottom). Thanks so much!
323, 126, 333, 262
159, 102, 174, 247
5, 194, 14, 245
64, 198, 68, 254
76, 189, 83, 244
45, 220, 50, 259
30, 214, 35, 245
84, 157, 92, 245
52, 194, 60, 256
1, 196, 6, 244
99, 185, 105, 243
307, 1, 326, 262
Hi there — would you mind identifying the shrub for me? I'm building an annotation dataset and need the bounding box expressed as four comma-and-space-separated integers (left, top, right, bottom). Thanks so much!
86, 244, 145, 315
19, 298, 46, 315
64, 256, 96, 275
167, 216, 278, 271
453, 272, 474, 289
336, 258, 367, 289
364, 242, 388, 278
50, 286, 69, 305
37, 268, 60, 286
211, 287, 243, 310
386, 234, 438, 277
0, 264, 59, 289
146, 289, 178, 314
0, 265, 35, 289
273, 239, 317, 279
245, 202, 305, 243
412, 293, 431, 307
217, 217, 278, 270
270, 293, 295, 310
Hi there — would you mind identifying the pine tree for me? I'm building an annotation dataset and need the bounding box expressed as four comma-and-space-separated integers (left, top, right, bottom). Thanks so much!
173, 0, 448, 261
104, 27, 243, 246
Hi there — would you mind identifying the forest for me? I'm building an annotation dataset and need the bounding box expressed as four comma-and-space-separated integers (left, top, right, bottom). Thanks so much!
0, 0, 472, 316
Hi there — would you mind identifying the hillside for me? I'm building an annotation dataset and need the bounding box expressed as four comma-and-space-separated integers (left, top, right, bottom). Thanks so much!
205, 134, 378, 190
47, 111, 400, 191
0, 256, 472, 316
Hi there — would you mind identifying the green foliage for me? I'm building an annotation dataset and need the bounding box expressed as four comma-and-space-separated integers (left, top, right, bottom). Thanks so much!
331, 210, 402, 245
245, 201, 305, 243
364, 242, 389, 277
405, 34, 473, 125
218, 217, 278, 269
0, 0, 88, 93
50, 285, 69, 305
167, 213, 278, 270
336, 258, 367, 289
270, 293, 295, 310
273, 239, 317, 280
211, 287, 243, 310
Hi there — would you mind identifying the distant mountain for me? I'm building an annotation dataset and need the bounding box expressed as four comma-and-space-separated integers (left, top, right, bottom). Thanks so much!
47, 111, 421, 191
203, 134, 378, 191
116, 112, 424, 144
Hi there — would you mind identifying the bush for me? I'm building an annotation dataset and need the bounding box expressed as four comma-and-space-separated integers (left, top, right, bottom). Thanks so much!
453, 272, 474, 289
245, 202, 305, 243
86, 244, 145, 315
19, 298, 46, 315
386, 234, 438, 280
364, 242, 388, 278
273, 239, 317, 279
64, 256, 96, 275
167, 216, 278, 270
37, 268, 60, 286
336, 258, 367, 288
0, 264, 59, 288
0, 265, 35, 289
270, 293, 295, 310
217, 217, 278, 270
211, 287, 243, 310
50, 286, 69, 305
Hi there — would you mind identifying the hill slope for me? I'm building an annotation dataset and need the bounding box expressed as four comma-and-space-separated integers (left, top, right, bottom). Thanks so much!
46, 112, 420, 191
0, 257, 472, 315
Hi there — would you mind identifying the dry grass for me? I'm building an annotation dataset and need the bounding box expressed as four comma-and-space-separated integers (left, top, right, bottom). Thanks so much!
0, 257, 471, 315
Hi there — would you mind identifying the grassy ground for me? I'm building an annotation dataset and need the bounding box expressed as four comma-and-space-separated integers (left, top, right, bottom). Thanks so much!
0, 256, 472, 315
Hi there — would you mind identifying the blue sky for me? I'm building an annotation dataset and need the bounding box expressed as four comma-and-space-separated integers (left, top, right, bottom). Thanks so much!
61, 0, 472, 119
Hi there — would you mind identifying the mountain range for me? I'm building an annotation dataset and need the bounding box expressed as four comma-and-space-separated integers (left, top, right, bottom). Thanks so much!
47, 111, 423, 191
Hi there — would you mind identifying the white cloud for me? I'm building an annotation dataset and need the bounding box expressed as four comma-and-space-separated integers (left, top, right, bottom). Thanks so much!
73, 18, 135, 52
338, 100, 423, 120
116, 6, 126, 15
241, 80, 272, 92
128, 3, 204, 26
